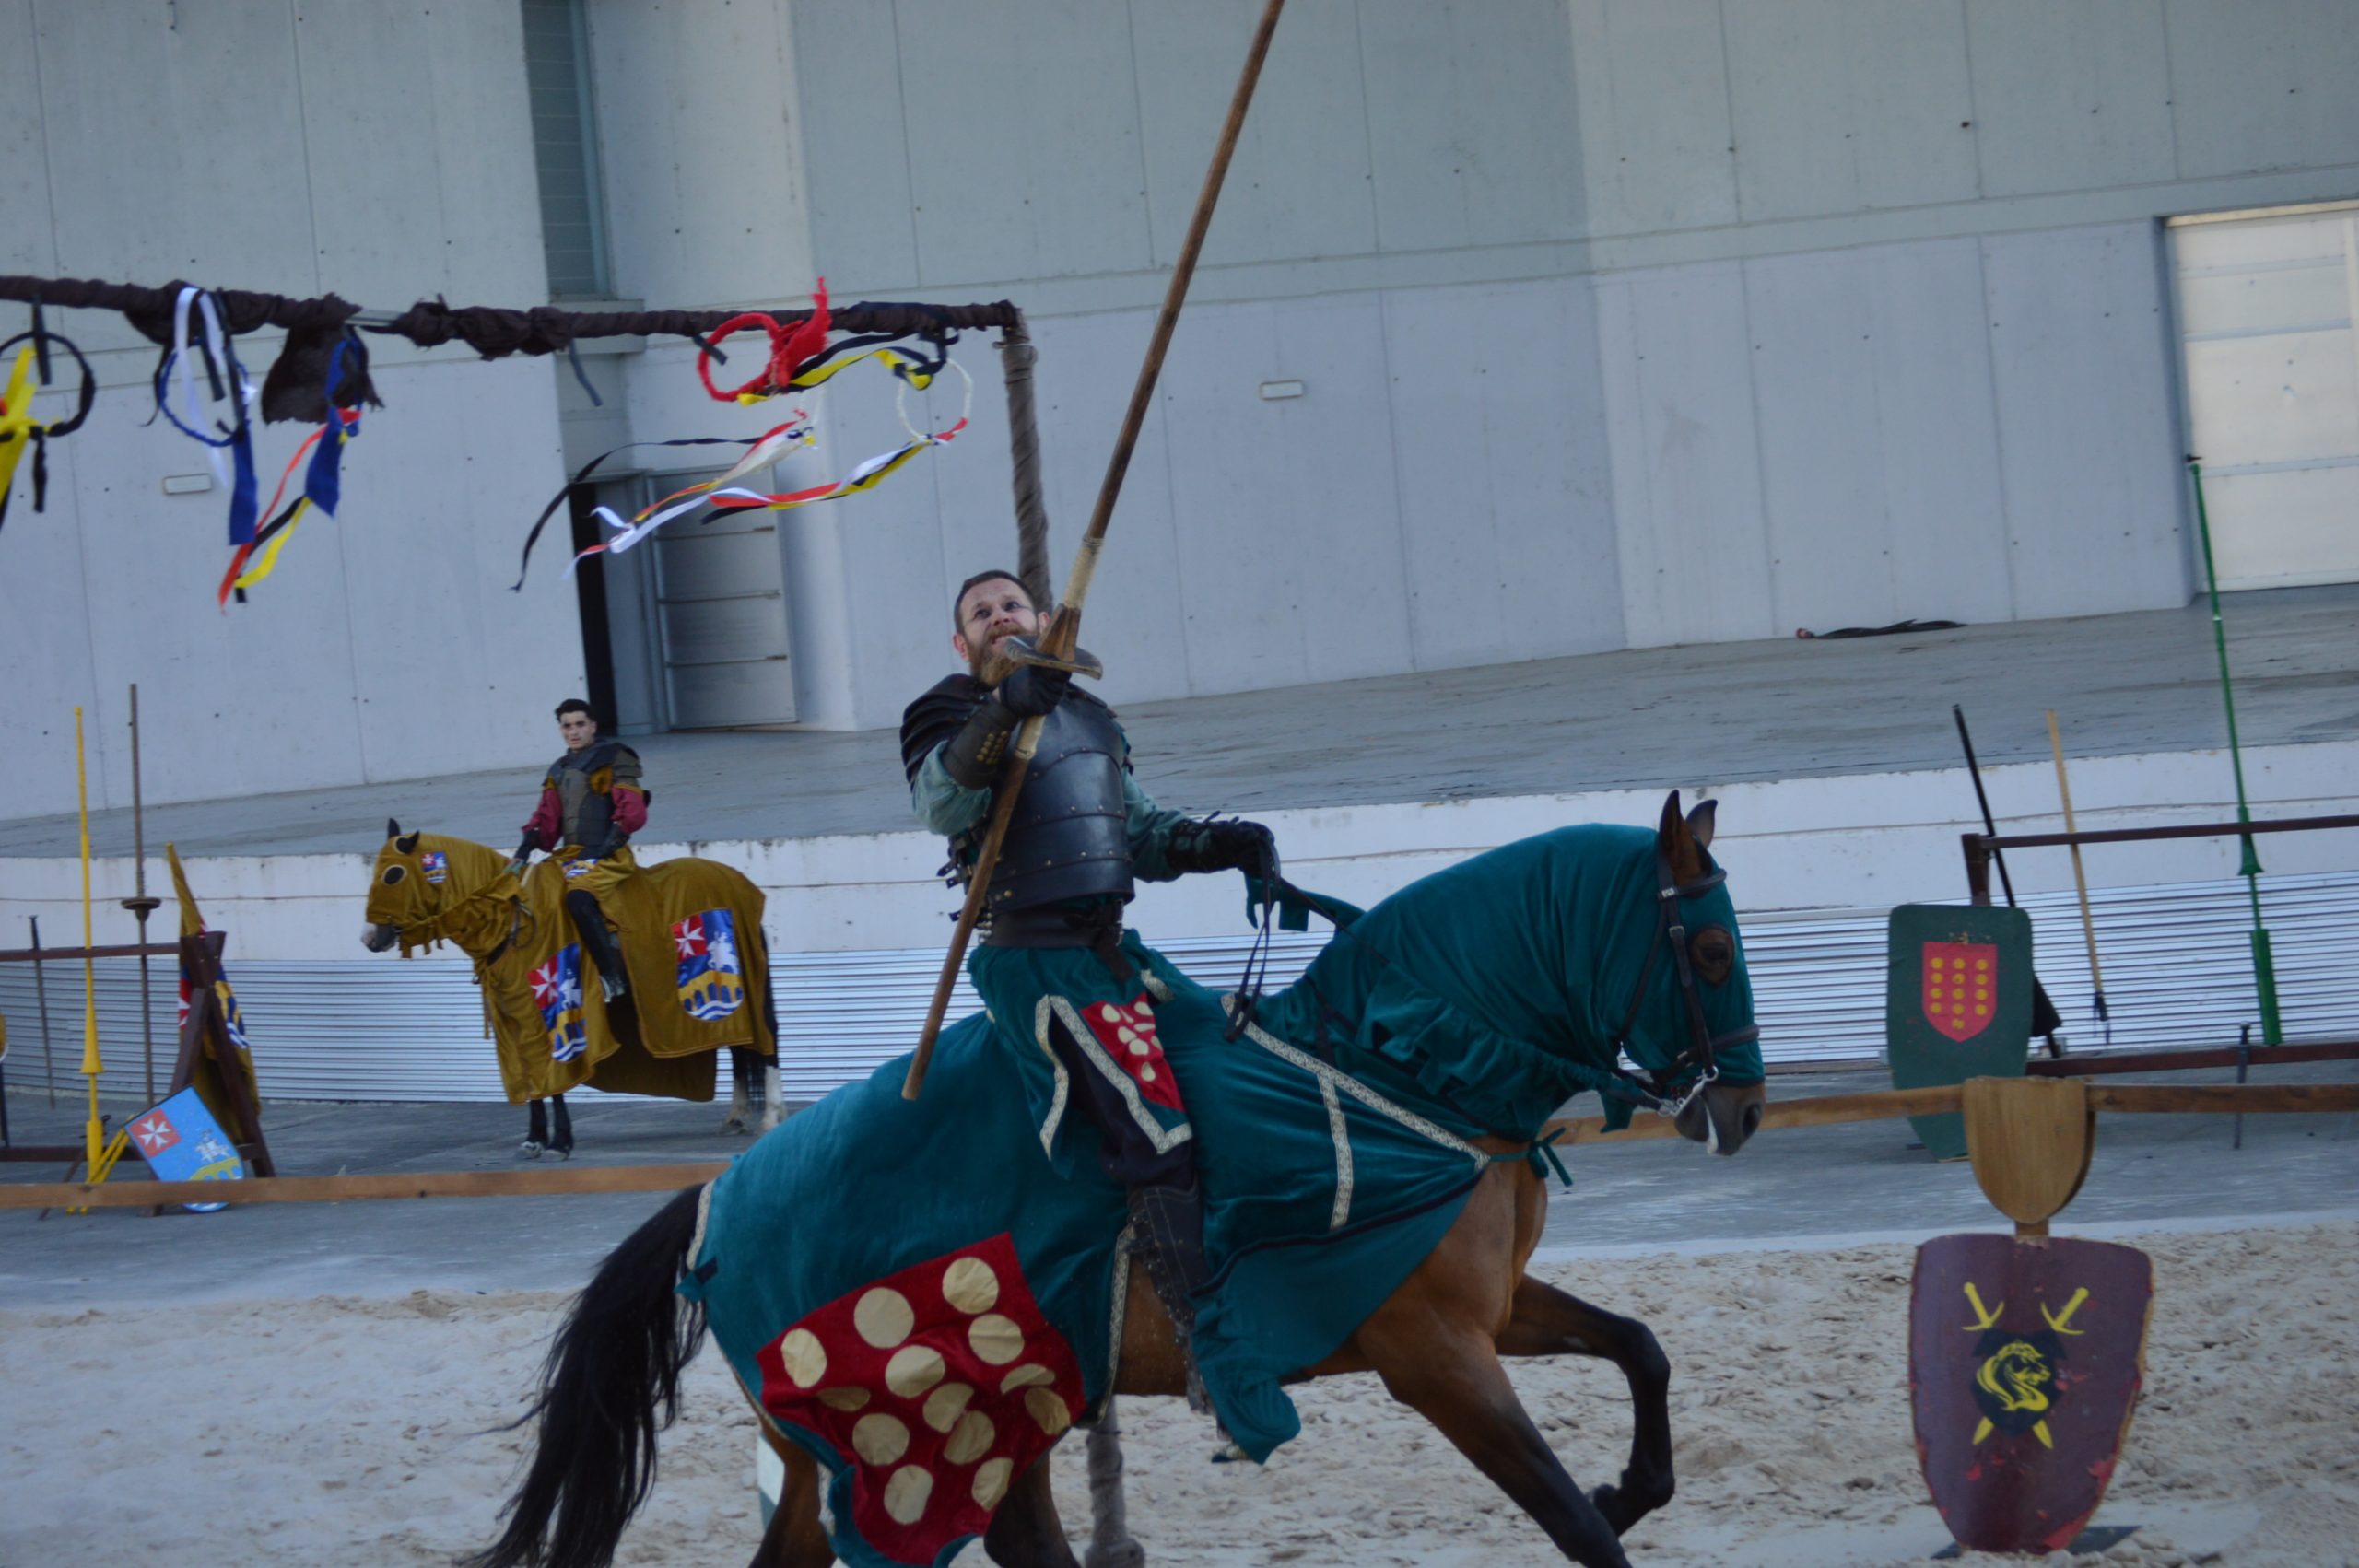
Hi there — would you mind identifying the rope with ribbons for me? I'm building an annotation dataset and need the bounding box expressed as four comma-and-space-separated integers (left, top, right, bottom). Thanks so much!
515, 276, 973, 586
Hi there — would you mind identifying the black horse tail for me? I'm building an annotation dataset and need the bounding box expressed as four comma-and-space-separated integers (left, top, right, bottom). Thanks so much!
471, 1185, 710, 1568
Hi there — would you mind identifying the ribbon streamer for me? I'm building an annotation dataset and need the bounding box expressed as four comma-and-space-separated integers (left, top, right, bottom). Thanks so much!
153, 287, 261, 544
512, 432, 792, 590
576, 359, 972, 577
0, 322, 96, 531
216, 335, 365, 604
698, 277, 833, 404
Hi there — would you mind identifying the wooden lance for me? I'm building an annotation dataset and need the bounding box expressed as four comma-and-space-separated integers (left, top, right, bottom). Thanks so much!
904, 0, 1288, 1098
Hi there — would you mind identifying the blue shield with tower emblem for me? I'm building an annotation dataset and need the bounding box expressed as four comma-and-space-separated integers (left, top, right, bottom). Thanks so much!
673, 908, 746, 1022
529, 944, 589, 1061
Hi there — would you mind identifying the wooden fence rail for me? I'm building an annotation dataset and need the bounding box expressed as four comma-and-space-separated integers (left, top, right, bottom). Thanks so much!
3, 1080, 2352, 1211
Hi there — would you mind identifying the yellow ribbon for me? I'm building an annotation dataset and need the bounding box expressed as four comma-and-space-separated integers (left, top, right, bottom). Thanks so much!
0, 345, 36, 502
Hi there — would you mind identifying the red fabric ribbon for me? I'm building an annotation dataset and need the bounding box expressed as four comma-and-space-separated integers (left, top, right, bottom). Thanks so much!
697, 277, 831, 404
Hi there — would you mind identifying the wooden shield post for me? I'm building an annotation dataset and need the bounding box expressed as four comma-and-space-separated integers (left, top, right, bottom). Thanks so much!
1912, 1078, 2154, 1555
1886, 904, 2034, 1158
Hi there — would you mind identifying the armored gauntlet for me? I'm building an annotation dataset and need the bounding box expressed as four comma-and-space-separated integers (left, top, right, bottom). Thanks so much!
1166, 817, 1278, 877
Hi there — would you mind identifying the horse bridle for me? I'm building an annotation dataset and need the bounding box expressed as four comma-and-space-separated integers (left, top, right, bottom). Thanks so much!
1606, 849, 1761, 1117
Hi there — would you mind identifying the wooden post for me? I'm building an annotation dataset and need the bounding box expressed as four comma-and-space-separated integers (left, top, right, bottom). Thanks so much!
29, 917, 55, 1109
1962, 1076, 2095, 1237
124, 682, 162, 1100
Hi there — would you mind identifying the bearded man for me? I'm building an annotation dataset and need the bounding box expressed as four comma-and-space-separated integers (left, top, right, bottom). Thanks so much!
900, 568, 1276, 1409
512, 698, 646, 1002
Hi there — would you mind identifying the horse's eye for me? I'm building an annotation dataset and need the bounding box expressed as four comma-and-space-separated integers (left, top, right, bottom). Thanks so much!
1692, 926, 1735, 986
381, 865, 407, 885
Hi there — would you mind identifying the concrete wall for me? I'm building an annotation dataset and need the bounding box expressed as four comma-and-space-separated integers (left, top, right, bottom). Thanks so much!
9, 0, 2359, 811
626, 0, 2359, 728
1, 2, 587, 817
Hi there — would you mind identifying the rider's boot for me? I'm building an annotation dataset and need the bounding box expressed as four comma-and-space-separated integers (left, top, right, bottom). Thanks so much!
563, 889, 629, 1003
1126, 1178, 1216, 1418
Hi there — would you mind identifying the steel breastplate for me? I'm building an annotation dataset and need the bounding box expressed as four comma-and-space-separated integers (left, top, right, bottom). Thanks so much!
989, 696, 1133, 913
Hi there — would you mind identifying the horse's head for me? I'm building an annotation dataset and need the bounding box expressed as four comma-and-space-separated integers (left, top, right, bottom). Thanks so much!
1611, 793, 1767, 1156
361, 820, 430, 951
362, 819, 504, 954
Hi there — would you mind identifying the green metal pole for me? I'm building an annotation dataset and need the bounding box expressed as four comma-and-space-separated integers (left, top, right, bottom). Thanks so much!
2187, 458, 2283, 1044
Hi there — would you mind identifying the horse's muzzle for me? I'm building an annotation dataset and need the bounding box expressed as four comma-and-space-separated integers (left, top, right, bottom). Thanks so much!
1674, 1078, 1766, 1155
360, 922, 398, 954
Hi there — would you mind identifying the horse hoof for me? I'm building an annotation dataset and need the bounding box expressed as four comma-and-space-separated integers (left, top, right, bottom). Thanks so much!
520, 1141, 545, 1160
552, 1146, 574, 1162
1590, 1480, 1661, 1537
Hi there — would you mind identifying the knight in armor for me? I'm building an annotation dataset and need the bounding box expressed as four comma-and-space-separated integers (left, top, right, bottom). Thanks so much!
511, 698, 647, 1003
902, 569, 1276, 1411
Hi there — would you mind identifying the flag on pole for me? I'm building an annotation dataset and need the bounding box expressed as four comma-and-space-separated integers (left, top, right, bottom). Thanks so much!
166, 845, 264, 1137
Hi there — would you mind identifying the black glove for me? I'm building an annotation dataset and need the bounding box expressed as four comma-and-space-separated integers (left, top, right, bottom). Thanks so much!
587, 831, 627, 862
993, 661, 1072, 719
939, 700, 1021, 789
1167, 817, 1277, 878
511, 837, 538, 864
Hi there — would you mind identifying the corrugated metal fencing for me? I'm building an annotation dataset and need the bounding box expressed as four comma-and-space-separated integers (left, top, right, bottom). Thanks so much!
4, 872, 2353, 1106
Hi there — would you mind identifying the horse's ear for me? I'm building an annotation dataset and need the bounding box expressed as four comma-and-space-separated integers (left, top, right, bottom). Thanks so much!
395, 830, 421, 856
385, 817, 401, 840
1687, 798, 1719, 852
1657, 790, 1707, 883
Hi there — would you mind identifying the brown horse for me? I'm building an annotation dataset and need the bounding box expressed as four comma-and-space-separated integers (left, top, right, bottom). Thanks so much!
475, 797, 1767, 1568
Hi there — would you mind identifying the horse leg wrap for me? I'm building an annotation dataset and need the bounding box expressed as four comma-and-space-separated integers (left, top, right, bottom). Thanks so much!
1127, 1178, 1215, 1416
563, 889, 628, 1002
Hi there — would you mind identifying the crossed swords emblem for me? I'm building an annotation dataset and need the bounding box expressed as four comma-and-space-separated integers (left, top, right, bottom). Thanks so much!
1960, 1282, 2091, 1449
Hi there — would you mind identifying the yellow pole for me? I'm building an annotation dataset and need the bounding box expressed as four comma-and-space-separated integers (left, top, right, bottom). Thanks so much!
2046, 709, 2110, 1043
76, 707, 103, 1171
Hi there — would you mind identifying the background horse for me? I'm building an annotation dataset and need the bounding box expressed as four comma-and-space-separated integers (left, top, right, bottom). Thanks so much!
474, 796, 1766, 1568
361, 823, 782, 1156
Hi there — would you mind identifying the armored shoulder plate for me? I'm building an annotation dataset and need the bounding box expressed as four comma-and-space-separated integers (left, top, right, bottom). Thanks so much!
991, 691, 1133, 913
900, 674, 992, 784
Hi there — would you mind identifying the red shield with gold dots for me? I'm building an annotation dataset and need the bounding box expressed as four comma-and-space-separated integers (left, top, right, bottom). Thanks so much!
1910, 1233, 2154, 1555
1922, 942, 1998, 1042
1078, 993, 1186, 1114
756, 1233, 1087, 1563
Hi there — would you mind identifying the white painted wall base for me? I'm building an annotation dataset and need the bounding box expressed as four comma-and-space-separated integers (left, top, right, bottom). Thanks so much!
5, 743, 2353, 964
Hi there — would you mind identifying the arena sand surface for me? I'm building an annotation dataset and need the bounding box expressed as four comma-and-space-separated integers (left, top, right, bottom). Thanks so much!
4, 1222, 2352, 1568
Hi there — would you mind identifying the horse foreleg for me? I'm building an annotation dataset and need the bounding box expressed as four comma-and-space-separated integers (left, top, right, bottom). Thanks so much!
1497, 1276, 1672, 1538
982, 1453, 1083, 1568
522, 1098, 547, 1158
750, 1433, 835, 1568
724, 1049, 752, 1135
1361, 1319, 1634, 1568
1081, 1398, 1146, 1568
548, 1093, 574, 1158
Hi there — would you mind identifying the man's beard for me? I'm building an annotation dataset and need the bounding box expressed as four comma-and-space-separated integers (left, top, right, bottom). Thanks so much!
966, 628, 1023, 683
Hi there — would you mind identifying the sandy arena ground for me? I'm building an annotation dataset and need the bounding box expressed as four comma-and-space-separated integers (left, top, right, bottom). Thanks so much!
5, 1221, 2352, 1568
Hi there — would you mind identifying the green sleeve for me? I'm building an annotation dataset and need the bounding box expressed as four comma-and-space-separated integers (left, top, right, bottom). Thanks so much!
910, 746, 992, 837
1124, 768, 1193, 883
